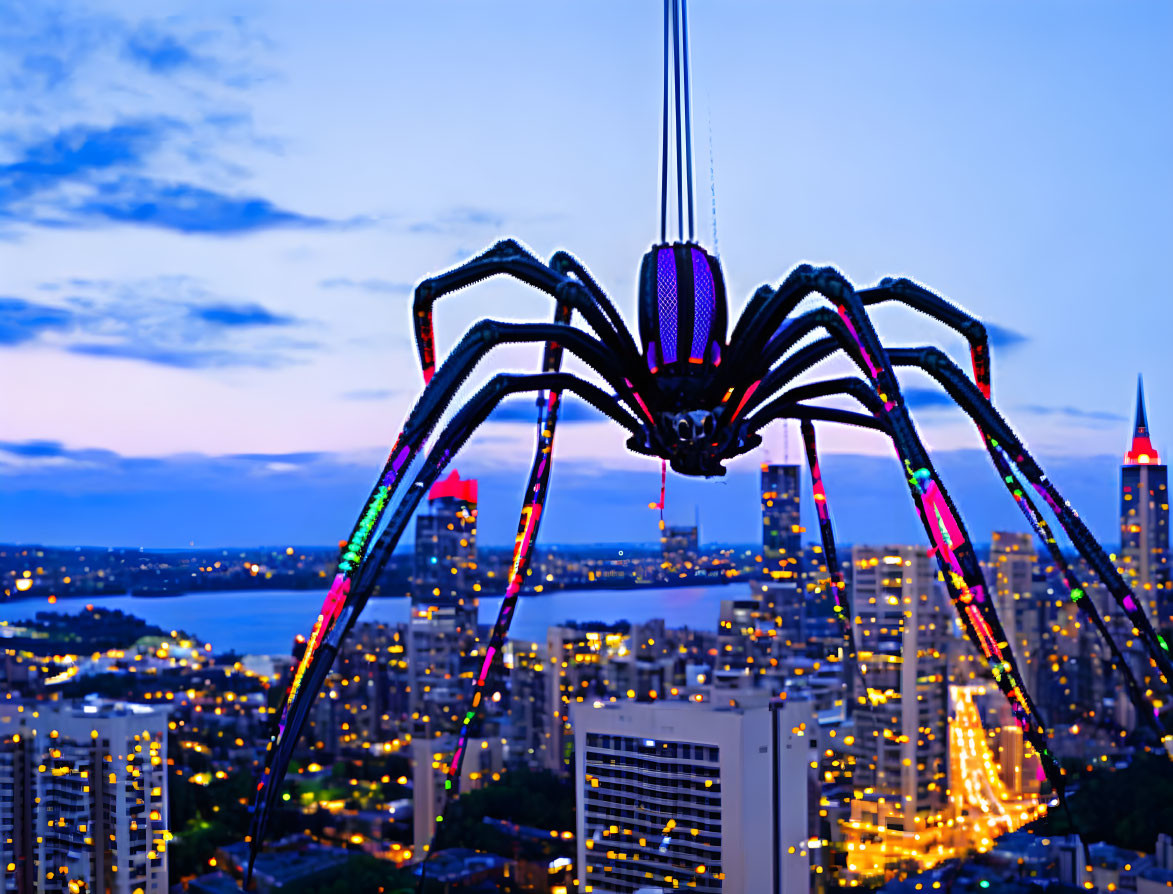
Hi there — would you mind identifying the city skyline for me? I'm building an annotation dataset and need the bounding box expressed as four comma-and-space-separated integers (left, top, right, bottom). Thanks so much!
2, 2, 1172, 548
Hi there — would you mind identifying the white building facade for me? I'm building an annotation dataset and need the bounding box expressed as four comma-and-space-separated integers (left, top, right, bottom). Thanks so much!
572, 694, 815, 893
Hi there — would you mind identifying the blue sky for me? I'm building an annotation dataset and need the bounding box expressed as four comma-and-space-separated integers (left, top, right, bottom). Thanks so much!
1, 1, 1170, 548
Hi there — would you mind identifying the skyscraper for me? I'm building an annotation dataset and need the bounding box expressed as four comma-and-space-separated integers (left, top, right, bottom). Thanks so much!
409, 469, 479, 728
761, 464, 804, 640
761, 464, 801, 565
841, 545, 949, 877
1120, 376, 1170, 624
987, 532, 1039, 694
0, 700, 170, 894
572, 694, 815, 893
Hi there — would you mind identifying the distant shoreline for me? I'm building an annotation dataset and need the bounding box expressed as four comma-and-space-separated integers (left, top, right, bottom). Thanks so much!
0, 572, 746, 605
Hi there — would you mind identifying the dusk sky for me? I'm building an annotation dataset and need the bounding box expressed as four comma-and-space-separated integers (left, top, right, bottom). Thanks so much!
2, 1, 1170, 548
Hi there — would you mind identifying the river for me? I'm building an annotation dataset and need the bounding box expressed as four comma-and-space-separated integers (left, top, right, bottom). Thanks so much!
0, 583, 751, 657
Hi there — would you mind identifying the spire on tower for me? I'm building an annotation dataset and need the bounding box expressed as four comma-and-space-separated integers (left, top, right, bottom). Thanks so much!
1126, 375, 1158, 465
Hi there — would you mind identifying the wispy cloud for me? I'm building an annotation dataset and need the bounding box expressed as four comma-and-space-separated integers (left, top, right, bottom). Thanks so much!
0, 8, 316, 236
902, 387, 956, 411
341, 389, 396, 401
193, 303, 293, 327
986, 323, 1028, 351
0, 297, 73, 345
319, 277, 414, 295
75, 176, 326, 234
1019, 404, 1125, 425
408, 207, 505, 236
122, 24, 204, 74
489, 397, 606, 425
1, 276, 310, 368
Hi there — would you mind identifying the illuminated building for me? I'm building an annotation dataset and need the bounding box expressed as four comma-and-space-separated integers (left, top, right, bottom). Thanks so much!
572, 694, 815, 894
660, 524, 699, 572
714, 598, 771, 689
545, 623, 631, 774
412, 734, 505, 857
410, 470, 480, 727
759, 465, 806, 654
1120, 376, 1170, 623
761, 463, 802, 564
987, 532, 1039, 694
506, 640, 551, 768
841, 546, 949, 880
0, 700, 169, 894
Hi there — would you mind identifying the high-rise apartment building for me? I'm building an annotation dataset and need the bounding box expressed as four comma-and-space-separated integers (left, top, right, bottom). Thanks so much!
987, 532, 1039, 694
761, 464, 801, 564
545, 623, 631, 774
0, 700, 170, 894
409, 470, 479, 727
842, 546, 949, 876
1120, 377, 1170, 624
572, 694, 815, 893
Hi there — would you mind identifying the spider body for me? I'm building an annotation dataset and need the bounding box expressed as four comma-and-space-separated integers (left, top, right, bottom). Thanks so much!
246, 2, 1173, 884
634, 242, 735, 476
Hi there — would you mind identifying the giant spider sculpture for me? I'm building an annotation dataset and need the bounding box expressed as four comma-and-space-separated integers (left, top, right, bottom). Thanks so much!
247, 0, 1172, 881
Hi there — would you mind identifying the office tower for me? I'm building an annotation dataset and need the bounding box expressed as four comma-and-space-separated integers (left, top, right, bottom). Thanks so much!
507, 640, 551, 769
714, 598, 772, 690
545, 623, 631, 774
409, 470, 479, 727
660, 525, 699, 573
761, 463, 802, 564
987, 532, 1038, 693
842, 546, 948, 876
0, 700, 170, 894
572, 694, 815, 894
1120, 376, 1171, 623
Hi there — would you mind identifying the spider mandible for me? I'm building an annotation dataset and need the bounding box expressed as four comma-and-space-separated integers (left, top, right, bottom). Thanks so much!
246, 0, 1173, 877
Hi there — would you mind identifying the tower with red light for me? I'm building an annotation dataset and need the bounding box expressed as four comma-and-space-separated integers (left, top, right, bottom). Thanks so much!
1120, 376, 1171, 624
409, 469, 480, 728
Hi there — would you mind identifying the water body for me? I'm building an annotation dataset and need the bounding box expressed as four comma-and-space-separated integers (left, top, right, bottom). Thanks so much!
0, 583, 750, 657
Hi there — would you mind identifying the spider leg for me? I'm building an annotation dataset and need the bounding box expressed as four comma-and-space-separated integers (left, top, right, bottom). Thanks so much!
798, 418, 867, 710
247, 371, 634, 882
887, 346, 1173, 727
413, 239, 642, 382
858, 278, 992, 396
441, 307, 574, 805
746, 301, 1150, 723
732, 270, 1073, 810
549, 249, 642, 361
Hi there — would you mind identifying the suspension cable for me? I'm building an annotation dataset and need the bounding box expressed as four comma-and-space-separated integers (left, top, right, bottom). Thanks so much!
681, 0, 695, 242
659, 0, 670, 243
671, 0, 684, 241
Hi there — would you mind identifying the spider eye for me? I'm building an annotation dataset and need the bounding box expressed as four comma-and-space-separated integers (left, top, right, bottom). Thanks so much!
676, 418, 691, 440
702, 415, 714, 437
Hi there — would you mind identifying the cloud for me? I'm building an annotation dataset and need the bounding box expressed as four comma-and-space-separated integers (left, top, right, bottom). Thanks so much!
66, 342, 288, 369
75, 176, 326, 234
0, 442, 1128, 550
192, 303, 293, 327
1019, 404, 1125, 425
0, 119, 327, 234
986, 323, 1028, 351
0, 297, 74, 345
320, 277, 414, 295
408, 207, 505, 236
0, 119, 175, 204
0, 439, 119, 463
1, 276, 309, 368
342, 389, 396, 401
902, 387, 956, 411
122, 25, 202, 74
489, 397, 608, 425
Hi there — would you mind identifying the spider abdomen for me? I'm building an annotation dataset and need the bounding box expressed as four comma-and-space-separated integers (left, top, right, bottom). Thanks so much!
637, 242, 727, 374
